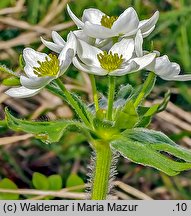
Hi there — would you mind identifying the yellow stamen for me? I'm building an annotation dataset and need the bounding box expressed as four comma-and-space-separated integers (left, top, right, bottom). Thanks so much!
97, 51, 123, 72
33, 54, 59, 77
100, 15, 118, 29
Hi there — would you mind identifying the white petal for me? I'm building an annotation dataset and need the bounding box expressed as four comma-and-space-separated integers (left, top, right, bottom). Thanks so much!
73, 57, 107, 76
142, 25, 155, 38
145, 58, 156, 71
77, 39, 102, 67
96, 38, 113, 50
67, 5, 84, 28
109, 38, 134, 61
58, 32, 77, 65
58, 49, 74, 76
171, 63, 181, 76
41, 37, 63, 53
132, 53, 157, 70
20, 75, 52, 89
5, 86, 41, 98
52, 31, 66, 45
153, 56, 182, 80
23, 48, 48, 78
73, 30, 90, 43
139, 11, 159, 34
83, 22, 115, 39
135, 30, 143, 57
24, 64, 36, 78
112, 7, 139, 36
169, 75, 191, 81
154, 55, 172, 76
82, 8, 105, 24
109, 61, 139, 76
150, 56, 191, 81
23, 48, 47, 67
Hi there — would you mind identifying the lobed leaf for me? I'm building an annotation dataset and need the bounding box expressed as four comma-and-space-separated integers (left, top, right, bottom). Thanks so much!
111, 128, 191, 176
5, 108, 89, 143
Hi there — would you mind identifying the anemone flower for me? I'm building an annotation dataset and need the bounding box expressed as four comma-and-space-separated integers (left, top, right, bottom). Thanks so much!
147, 55, 191, 81
67, 5, 159, 39
6, 32, 76, 98
41, 30, 90, 53
134, 30, 191, 81
73, 37, 156, 76
42, 30, 112, 53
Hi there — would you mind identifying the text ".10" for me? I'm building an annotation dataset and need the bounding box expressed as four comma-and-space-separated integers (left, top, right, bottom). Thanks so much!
176, 203, 187, 212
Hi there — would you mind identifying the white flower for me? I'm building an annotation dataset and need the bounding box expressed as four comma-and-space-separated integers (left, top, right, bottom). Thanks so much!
134, 30, 191, 81
67, 5, 159, 39
41, 29, 113, 53
73, 37, 156, 76
147, 55, 191, 81
5, 32, 77, 98
41, 30, 90, 53
41, 31, 66, 53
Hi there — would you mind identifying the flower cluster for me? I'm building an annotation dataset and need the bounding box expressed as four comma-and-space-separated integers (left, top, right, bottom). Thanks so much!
5, 5, 191, 98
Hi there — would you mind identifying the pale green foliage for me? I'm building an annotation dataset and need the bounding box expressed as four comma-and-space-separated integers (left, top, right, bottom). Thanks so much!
111, 128, 191, 176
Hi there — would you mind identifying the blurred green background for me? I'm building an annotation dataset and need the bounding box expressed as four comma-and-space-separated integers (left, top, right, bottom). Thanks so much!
1, 0, 191, 200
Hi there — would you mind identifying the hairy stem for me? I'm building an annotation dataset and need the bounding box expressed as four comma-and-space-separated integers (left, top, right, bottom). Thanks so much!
134, 72, 156, 107
91, 141, 112, 200
107, 76, 116, 121
89, 74, 99, 112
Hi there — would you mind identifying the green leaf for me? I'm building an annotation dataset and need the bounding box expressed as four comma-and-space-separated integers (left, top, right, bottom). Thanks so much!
5, 108, 88, 143
136, 104, 159, 127
71, 92, 94, 122
0, 65, 19, 77
136, 91, 171, 127
116, 84, 134, 100
111, 128, 191, 176
132, 73, 156, 107
19, 54, 25, 69
2, 77, 20, 86
114, 101, 139, 129
114, 84, 134, 108
48, 175, 62, 191
66, 174, 84, 192
32, 172, 49, 190
157, 90, 171, 112
0, 178, 19, 200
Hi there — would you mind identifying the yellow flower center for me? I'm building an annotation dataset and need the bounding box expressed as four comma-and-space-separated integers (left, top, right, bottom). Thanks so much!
97, 51, 123, 72
33, 54, 59, 77
100, 15, 118, 29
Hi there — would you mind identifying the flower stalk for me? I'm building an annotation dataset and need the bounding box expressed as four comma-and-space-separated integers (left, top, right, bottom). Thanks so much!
54, 78, 91, 127
107, 76, 116, 120
89, 74, 99, 112
91, 140, 113, 200
134, 72, 156, 107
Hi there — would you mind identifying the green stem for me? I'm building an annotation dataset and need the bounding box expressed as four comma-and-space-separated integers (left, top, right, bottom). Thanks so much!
89, 74, 99, 112
134, 72, 156, 107
91, 141, 112, 200
107, 76, 116, 121
52, 78, 91, 128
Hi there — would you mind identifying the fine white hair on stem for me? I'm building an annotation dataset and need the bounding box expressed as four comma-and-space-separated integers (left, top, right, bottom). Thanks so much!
86, 149, 119, 199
